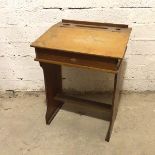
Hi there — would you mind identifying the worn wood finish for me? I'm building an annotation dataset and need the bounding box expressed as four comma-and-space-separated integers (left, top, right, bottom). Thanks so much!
31, 19, 131, 142
31, 20, 131, 59
54, 93, 112, 113
105, 63, 123, 142
40, 62, 63, 124
35, 48, 119, 73
62, 19, 129, 28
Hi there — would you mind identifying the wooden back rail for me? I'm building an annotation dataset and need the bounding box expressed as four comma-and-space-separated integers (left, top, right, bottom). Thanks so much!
62, 19, 128, 28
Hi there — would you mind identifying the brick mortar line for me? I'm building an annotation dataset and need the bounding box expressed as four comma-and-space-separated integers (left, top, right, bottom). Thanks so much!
0, 39, 155, 43
1, 7, 155, 11
0, 23, 155, 28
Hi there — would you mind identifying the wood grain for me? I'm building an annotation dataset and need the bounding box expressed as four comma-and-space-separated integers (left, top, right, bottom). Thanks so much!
31, 20, 131, 142
40, 62, 63, 124
54, 93, 112, 113
35, 48, 119, 73
31, 19, 131, 59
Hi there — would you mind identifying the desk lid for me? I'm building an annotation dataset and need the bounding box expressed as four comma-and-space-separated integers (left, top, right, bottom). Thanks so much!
31, 19, 131, 59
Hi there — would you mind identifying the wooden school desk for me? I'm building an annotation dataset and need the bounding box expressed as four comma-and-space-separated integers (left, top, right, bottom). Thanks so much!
31, 19, 131, 142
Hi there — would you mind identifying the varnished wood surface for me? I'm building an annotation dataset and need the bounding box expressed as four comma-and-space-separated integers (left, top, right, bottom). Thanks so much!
31, 20, 131, 59
62, 19, 129, 28
54, 93, 112, 113
30, 20, 131, 142
40, 63, 63, 124
105, 62, 123, 141
35, 48, 119, 73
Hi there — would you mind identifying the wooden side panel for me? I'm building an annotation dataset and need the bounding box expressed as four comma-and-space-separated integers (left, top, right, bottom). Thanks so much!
40, 62, 63, 124
105, 62, 123, 141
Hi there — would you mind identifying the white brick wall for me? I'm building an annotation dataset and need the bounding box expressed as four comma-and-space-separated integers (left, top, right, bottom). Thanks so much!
0, 0, 155, 92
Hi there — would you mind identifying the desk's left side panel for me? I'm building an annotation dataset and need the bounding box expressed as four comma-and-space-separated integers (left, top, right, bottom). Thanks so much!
35, 48, 64, 124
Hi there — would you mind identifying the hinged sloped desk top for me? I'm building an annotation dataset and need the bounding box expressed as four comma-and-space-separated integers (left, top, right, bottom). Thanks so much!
31, 19, 131, 59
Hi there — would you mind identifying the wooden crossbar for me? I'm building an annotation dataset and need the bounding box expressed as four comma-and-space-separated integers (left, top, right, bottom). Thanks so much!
54, 93, 112, 113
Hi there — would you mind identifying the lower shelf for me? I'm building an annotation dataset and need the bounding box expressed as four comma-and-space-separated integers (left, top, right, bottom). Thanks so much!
54, 93, 112, 120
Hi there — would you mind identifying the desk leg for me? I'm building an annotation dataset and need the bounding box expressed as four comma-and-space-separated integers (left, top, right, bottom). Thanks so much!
40, 62, 63, 124
105, 65, 122, 142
